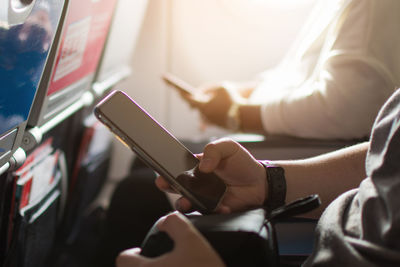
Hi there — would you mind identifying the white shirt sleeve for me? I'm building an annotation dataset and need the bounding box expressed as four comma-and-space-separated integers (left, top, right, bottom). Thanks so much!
256, 0, 400, 139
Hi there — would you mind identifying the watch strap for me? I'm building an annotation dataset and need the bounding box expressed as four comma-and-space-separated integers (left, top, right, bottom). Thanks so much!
259, 161, 286, 211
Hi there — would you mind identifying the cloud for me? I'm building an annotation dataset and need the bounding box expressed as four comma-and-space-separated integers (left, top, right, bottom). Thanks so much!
0, 114, 24, 134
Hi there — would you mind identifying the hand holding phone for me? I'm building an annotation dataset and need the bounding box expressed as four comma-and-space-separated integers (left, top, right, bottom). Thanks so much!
94, 90, 226, 213
162, 73, 210, 111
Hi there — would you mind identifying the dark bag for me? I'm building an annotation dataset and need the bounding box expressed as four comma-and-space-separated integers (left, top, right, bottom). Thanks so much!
141, 194, 320, 267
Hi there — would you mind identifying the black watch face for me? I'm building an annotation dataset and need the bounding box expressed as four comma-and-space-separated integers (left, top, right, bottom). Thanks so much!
264, 165, 286, 210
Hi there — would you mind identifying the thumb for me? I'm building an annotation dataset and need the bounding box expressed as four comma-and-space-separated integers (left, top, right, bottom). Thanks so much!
199, 138, 240, 172
157, 212, 200, 246
116, 248, 149, 267
185, 95, 206, 109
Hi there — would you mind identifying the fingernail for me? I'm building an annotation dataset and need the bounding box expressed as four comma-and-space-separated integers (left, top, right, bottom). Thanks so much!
157, 211, 179, 228
120, 248, 141, 256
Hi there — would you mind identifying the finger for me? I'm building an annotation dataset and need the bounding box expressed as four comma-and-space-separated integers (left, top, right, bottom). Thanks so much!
116, 248, 148, 267
175, 197, 193, 212
157, 212, 199, 245
194, 153, 203, 160
177, 90, 194, 100
185, 95, 206, 109
200, 113, 211, 125
199, 138, 240, 173
155, 176, 177, 194
199, 120, 208, 132
215, 204, 231, 214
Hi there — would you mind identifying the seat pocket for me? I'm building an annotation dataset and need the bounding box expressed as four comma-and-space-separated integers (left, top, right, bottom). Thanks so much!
5, 172, 62, 267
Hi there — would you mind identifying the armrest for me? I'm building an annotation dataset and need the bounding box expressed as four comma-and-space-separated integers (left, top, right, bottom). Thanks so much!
182, 134, 365, 160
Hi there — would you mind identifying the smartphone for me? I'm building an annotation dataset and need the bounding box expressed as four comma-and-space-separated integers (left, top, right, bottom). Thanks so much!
162, 73, 196, 96
94, 90, 226, 213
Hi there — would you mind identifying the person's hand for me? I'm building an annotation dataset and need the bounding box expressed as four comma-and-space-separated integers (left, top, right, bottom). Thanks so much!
179, 82, 252, 129
156, 138, 267, 214
184, 85, 236, 129
116, 212, 225, 267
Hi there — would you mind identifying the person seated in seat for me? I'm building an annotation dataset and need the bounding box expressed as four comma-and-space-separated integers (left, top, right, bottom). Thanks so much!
175, 0, 400, 140
116, 88, 400, 266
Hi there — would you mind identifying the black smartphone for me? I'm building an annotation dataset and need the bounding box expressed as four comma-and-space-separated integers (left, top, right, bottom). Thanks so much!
94, 90, 226, 213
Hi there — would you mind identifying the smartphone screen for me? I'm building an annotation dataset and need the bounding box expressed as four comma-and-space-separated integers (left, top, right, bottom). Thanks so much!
94, 90, 226, 212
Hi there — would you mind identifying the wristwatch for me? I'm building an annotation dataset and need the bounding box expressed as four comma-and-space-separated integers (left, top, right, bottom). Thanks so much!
259, 161, 286, 210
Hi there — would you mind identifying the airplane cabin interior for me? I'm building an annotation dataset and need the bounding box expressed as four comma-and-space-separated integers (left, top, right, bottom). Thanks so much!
1, 0, 398, 266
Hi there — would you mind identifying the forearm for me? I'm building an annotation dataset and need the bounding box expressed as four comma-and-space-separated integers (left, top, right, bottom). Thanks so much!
273, 142, 369, 218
